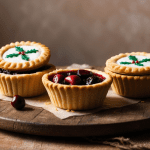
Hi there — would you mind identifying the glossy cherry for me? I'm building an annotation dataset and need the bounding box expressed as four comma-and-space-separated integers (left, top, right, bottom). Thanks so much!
11, 95, 25, 110
48, 74, 55, 81
64, 75, 81, 85
67, 71, 76, 76
86, 76, 102, 85
50, 69, 105, 85
94, 73, 105, 80
77, 69, 92, 78
52, 74, 65, 83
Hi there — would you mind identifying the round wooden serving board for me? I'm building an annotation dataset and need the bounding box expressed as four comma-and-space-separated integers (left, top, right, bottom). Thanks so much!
0, 66, 150, 137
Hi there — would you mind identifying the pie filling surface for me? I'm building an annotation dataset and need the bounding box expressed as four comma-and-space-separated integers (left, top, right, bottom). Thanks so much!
0, 65, 51, 75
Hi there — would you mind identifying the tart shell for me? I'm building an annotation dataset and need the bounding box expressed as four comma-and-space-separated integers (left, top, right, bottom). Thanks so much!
0, 41, 51, 72
0, 64, 56, 97
106, 52, 150, 75
42, 69, 112, 110
105, 67, 150, 98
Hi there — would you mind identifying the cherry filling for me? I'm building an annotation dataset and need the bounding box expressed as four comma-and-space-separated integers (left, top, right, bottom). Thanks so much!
52, 74, 65, 84
65, 75, 81, 85
49, 69, 106, 85
0, 65, 51, 75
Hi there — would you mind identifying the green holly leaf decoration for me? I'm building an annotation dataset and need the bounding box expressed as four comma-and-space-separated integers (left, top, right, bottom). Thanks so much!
6, 53, 20, 58
120, 62, 132, 65
120, 55, 150, 67
25, 49, 38, 54
139, 58, 150, 63
21, 54, 29, 61
15, 46, 24, 52
135, 63, 143, 66
129, 55, 138, 61
5, 46, 38, 61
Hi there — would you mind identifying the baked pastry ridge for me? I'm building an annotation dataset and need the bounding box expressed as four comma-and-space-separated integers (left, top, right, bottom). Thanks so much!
106, 52, 150, 75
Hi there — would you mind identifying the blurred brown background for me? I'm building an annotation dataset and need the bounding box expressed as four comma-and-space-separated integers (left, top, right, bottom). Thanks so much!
0, 0, 150, 66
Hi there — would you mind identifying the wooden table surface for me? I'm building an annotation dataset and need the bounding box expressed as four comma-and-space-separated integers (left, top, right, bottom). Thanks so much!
1, 66, 150, 149
0, 129, 120, 150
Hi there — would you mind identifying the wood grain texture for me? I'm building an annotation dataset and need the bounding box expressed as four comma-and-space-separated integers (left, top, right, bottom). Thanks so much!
0, 66, 150, 137
0, 129, 119, 150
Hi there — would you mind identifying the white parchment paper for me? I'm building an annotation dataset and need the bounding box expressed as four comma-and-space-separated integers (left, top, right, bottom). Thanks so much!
1, 89, 140, 119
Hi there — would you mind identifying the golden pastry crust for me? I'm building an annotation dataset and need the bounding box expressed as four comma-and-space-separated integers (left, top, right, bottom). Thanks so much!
42, 69, 112, 110
0, 64, 56, 97
105, 67, 150, 98
106, 52, 150, 75
0, 41, 51, 72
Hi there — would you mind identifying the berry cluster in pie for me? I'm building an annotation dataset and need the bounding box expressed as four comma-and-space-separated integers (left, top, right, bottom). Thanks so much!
48, 69, 105, 85
0, 65, 51, 75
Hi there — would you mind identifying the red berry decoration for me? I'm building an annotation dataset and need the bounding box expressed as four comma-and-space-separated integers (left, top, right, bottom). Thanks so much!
64, 75, 81, 85
18, 52, 21, 54
132, 61, 135, 63
11, 95, 25, 110
21, 51, 25, 55
52, 74, 65, 84
136, 60, 139, 63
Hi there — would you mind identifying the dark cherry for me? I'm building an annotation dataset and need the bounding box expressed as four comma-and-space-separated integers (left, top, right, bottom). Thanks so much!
3, 70, 9, 74
11, 95, 25, 110
0, 68, 3, 73
0, 65, 51, 75
96, 74, 106, 80
52, 74, 65, 83
77, 69, 92, 79
86, 76, 102, 85
4, 70, 13, 75
13, 72, 18, 75
64, 75, 81, 85
48, 74, 55, 81
50, 69, 105, 85
67, 71, 76, 76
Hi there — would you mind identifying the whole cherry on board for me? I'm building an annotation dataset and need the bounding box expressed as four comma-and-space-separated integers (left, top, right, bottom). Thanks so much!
11, 95, 25, 110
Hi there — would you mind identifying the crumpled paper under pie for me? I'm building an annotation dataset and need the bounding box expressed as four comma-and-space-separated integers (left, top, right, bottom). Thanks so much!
0, 89, 140, 119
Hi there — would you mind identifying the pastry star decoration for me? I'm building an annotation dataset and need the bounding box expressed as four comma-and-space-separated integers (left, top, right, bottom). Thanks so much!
6, 46, 38, 61
120, 55, 150, 66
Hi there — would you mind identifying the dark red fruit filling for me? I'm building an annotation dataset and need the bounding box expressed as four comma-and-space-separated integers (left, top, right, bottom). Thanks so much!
77, 69, 92, 78
0, 65, 51, 75
64, 75, 81, 85
52, 74, 65, 84
11, 95, 25, 110
49, 69, 106, 85
86, 76, 102, 85
67, 71, 76, 76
